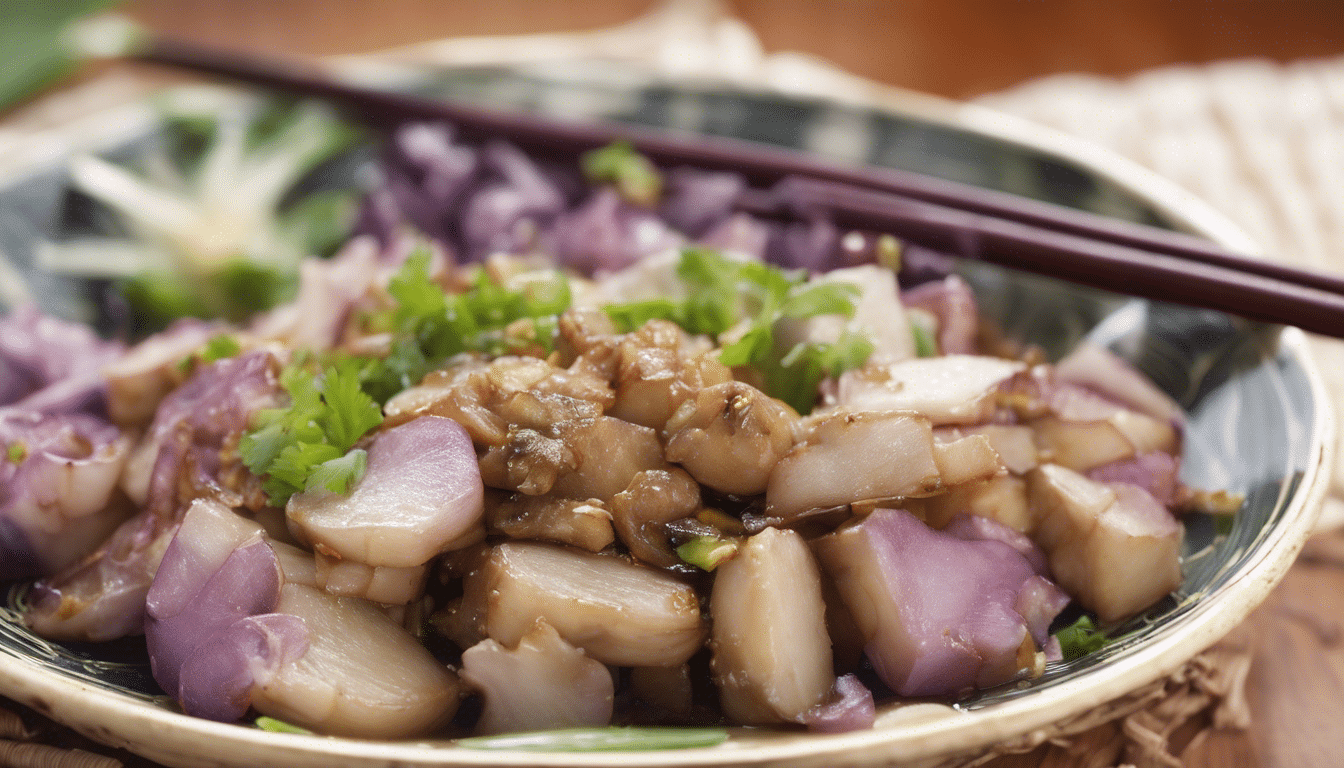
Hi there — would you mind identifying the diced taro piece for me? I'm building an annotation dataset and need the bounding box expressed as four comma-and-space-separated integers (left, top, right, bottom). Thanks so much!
834, 355, 1025, 425
1028, 464, 1183, 621
461, 620, 614, 735
814, 508, 1047, 697
711, 527, 834, 724
467, 541, 705, 667
766, 411, 941, 520
248, 583, 461, 738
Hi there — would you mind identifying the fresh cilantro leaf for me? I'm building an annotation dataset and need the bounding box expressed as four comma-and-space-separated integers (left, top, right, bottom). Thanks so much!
305, 448, 367, 494
781, 281, 860, 319
604, 299, 682, 333
240, 357, 383, 507
581, 141, 662, 207
1054, 615, 1112, 661
718, 326, 772, 368
317, 359, 383, 452
360, 251, 573, 404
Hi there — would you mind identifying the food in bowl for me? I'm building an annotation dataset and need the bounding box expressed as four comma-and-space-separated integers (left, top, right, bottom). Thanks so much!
0, 119, 1231, 741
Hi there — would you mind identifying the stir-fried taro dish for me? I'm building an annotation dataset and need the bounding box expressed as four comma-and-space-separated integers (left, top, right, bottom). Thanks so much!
0, 119, 1238, 740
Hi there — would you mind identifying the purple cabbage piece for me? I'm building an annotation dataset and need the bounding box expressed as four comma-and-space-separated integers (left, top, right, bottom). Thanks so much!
816, 508, 1062, 698
659, 167, 745, 237
458, 141, 566, 260
799, 674, 876, 734
381, 123, 481, 245
0, 305, 124, 415
548, 187, 683, 275
1, 410, 131, 580
766, 216, 840, 273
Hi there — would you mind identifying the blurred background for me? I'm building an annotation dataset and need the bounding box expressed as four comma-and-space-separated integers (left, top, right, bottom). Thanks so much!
113, 0, 1344, 98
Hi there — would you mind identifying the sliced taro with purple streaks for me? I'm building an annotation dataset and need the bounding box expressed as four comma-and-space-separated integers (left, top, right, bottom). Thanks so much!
25, 352, 283, 641
0, 410, 133, 581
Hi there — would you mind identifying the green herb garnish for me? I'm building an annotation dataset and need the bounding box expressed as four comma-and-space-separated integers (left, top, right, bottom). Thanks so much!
359, 250, 573, 403
458, 726, 728, 752
1054, 615, 1113, 661
605, 248, 873, 413
239, 356, 383, 506
5, 442, 27, 464
255, 716, 312, 734
581, 141, 662, 207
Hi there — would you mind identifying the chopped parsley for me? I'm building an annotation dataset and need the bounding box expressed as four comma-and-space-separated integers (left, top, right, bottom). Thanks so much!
5, 441, 26, 464
239, 356, 383, 507
605, 248, 873, 413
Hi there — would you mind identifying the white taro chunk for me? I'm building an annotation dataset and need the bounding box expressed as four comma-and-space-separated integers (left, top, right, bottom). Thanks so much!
833, 355, 1025, 425
774, 265, 916, 364
287, 415, 484, 568
466, 541, 705, 667
1027, 464, 1183, 622
711, 528, 834, 724
461, 620, 614, 735
250, 583, 460, 739
766, 411, 941, 520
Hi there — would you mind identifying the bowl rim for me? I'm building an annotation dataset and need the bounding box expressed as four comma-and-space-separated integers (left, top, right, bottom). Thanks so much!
0, 73, 1334, 768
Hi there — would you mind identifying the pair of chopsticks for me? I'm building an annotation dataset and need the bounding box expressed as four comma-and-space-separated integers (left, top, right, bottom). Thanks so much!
136, 35, 1344, 339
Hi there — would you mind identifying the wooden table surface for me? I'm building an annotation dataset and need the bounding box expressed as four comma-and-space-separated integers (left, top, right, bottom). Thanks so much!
13, 2, 1344, 766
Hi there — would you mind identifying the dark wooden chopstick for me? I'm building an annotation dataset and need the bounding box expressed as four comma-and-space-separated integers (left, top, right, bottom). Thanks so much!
137, 35, 1344, 338
759, 177, 1344, 336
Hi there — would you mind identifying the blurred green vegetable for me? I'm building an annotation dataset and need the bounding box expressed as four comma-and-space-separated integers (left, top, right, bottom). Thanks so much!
0, 0, 121, 112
